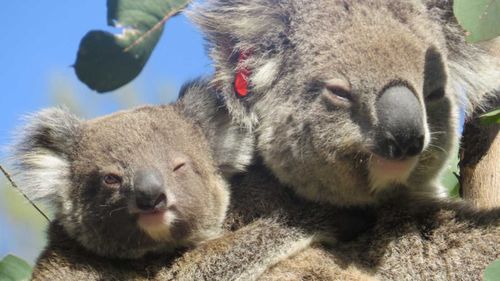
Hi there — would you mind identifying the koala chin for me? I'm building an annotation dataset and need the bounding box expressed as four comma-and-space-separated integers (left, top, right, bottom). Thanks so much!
12, 106, 229, 259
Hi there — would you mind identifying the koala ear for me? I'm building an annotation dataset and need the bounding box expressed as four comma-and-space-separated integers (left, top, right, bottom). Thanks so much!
177, 80, 255, 178
423, 46, 447, 100
188, 0, 288, 52
188, 0, 288, 129
11, 108, 81, 206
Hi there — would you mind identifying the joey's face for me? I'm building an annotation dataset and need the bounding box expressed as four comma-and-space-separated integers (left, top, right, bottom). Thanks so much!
15, 106, 229, 258
224, 1, 458, 205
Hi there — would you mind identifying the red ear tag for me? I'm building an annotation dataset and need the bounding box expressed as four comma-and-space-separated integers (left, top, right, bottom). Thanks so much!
234, 51, 252, 97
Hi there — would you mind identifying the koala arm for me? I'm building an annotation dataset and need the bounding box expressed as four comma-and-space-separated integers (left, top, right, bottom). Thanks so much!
158, 218, 317, 281
155, 166, 375, 281
32, 213, 344, 281
155, 164, 373, 281
263, 198, 500, 281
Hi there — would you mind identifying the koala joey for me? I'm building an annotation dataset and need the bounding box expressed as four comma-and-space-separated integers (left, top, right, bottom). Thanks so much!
190, 0, 500, 206
13, 105, 230, 260
13, 98, 365, 280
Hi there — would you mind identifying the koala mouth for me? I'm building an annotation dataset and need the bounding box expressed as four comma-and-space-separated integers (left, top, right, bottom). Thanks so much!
368, 154, 419, 192
137, 209, 177, 241
138, 210, 168, 225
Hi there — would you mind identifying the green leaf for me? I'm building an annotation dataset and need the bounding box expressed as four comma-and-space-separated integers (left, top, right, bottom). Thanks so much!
484, 259, 500, 281
0, 255, 32, 281
479, 108, 500, 125
74, 0, 191, 93
454, 0, 500, 42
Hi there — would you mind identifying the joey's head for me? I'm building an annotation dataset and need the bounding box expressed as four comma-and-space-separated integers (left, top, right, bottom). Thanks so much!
192, 0, 459, 205
12, 106, 229, 258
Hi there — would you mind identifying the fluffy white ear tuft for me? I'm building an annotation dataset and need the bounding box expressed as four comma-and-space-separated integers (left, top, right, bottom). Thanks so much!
252, 58, 280, 91
10, 107, 81, 208
15, 152, 71, 205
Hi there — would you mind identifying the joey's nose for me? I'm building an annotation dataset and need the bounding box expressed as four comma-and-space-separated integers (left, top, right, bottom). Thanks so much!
134, 169, 167, 211
375, 86, 425, 159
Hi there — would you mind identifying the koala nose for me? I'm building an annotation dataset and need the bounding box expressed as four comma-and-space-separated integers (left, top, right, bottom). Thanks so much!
133, 169, 167, 211
374, 86, 425, 159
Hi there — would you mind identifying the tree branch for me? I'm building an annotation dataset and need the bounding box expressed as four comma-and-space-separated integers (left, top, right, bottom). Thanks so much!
0, 164, 50, 222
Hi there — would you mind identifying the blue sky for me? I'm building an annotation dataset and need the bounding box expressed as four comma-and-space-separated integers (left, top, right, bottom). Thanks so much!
0, 1, 212, 263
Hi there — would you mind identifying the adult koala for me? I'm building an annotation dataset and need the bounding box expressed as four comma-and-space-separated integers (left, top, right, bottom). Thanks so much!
183, 0, 500, 279
14, 82, 500, 281
180, 81, 500, 281
190, 0, 500, 206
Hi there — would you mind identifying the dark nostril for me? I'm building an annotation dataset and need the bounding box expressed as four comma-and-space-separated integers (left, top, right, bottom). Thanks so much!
406, 135, 425, 157
136, 192, 167, 211
136, 198, 152, 211
378, 134, 403, 159
153, 193, 167, 209
387, 141, 402, 159
376, 132, 425, 159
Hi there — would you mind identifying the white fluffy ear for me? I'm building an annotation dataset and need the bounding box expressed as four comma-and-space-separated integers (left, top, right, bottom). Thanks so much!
11, 108, 81, 208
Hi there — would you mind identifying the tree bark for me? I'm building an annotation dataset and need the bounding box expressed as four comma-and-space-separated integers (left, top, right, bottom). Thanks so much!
460, 118, 500, 209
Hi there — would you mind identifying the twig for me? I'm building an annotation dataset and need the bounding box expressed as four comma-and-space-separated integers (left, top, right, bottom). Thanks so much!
123, 4, 188, 53
0, 164, 50, 223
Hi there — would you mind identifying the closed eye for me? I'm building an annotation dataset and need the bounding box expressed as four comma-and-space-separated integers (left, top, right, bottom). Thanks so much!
102, 174, 122, 187
326, 85, 353, 102
173, 162, 186, 172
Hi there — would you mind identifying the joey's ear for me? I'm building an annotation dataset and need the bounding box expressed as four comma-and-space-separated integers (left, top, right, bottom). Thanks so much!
423, 46, 447, 100
11, 108, 81, 206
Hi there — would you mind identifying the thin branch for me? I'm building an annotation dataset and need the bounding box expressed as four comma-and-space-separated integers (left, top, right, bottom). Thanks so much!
0, 164, 50, 223
123, 6, 188, 53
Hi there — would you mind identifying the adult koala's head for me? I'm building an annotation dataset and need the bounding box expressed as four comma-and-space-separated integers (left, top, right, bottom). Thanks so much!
191, 0, 459, 206
12, 106, 229, 258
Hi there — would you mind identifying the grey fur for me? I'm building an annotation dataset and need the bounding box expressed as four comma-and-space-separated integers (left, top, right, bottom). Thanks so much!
13, 105, 231, 259
14, 0, 500, 278
18, 79, 500, 281
178, 81, 500, 280
184, 0, 500, 278
14, 99, 355, 280
177, 79, 255, 177
189, 0, 500, 206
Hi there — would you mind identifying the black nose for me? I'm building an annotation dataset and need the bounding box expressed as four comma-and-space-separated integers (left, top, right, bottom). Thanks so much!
374, 86, 425, 159
133, 169, 167, 211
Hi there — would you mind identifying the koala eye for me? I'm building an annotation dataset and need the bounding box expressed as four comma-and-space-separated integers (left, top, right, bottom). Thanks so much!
326, 85, 352, 101
173, 162, 186, 172
102, 174, 122, 187
426, 87, 445, 101
322, 79, 353, 107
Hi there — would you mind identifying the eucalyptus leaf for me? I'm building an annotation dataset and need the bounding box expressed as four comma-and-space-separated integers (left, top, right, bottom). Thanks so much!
484, 259, 500, 281
454, 0, 500, 42
479, 108, 500, 125
0, 255, 32, 281
75, 0, 191, 93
